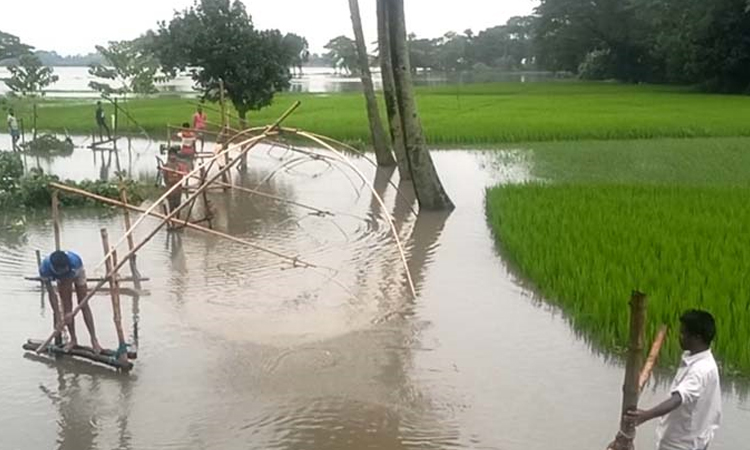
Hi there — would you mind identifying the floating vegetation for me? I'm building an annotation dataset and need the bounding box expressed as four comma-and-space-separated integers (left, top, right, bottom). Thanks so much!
19, 134, 74, 156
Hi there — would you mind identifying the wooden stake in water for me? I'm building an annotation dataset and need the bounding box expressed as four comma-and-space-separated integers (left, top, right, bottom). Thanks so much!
119, 188, 143, 291
51, 190, 61, 250
607, 291, 647, 450
100, 228, 128, 367
35, 250, 43, 290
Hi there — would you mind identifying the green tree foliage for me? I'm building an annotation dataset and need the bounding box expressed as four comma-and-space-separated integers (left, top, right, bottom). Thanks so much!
0, 31, 31, 61
324, 36, 359, 75
152, 0, 294, 122
387, 19, 537, 73
534, 0, 750, 91
4, 54, 59, 97
88, 33, 167, 96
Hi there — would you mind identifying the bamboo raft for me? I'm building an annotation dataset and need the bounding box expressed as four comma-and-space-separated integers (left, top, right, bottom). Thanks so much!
23, 339, 135, 371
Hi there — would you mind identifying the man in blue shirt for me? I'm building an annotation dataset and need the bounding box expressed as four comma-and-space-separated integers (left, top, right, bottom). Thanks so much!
39, 250, 102, 353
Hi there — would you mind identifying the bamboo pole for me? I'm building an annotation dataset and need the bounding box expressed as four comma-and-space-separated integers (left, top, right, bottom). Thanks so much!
26, 276, 149, 283
162, 165, 369, 220
50, 182, 324, 269
297, 131, 417, 298
119, 188, 143, 291
51, 190, 61, 250
261, 129, 417, 217
167, 124, 223, 137
100, 229, 128, 367
639, 325, 668, 391
35, 104, 300, 354
219, 79, 231, 189
114, 98, 119, 152
607, 291, 648, 450
35, 250, 43, 290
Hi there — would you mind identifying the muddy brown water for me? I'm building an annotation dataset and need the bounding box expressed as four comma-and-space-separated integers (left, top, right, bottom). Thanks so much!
1, 137, 748, 450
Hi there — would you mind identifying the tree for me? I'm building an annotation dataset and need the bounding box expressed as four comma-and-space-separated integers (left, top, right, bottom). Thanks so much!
408, 36, 440, 72
89, 33, 167, 96
534, 0, 653, 80
282, 33, 310, 77
324, 36, 358, 75
0, 31, 31, 61
4, 54, 58, 97
348, 0, 395, 167
153, 0, 294, 124
383, 0, 454, 211
377, 0, 410, 179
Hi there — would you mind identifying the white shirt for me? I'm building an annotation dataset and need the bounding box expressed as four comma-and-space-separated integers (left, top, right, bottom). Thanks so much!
7, 114, 18, 131
656, 349, 722, 450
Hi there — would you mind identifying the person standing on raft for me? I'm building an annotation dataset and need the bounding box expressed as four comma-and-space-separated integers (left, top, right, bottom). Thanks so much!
625, 309, 721, 450
39, 250, 103, 353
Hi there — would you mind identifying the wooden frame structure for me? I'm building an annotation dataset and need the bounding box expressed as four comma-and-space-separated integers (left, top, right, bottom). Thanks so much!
23, 101, 419, 373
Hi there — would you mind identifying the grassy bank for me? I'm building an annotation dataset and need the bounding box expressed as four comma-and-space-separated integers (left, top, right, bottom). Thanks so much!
486, 137, 750, 375
7, 82, 750, 145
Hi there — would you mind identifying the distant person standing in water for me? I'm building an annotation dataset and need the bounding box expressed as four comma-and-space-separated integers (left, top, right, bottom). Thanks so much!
95, 100, 111, 141
626, 309, 721, 450
7, 109, 20, 151
176, 122, 197, 168
192, 105, 207, 151
39, 250, 103, 353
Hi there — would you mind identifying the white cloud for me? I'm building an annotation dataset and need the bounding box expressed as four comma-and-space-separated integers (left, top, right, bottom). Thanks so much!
0, 0, 536, 55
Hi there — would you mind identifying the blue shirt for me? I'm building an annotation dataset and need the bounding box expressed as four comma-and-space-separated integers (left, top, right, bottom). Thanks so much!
39, 251, 84, 280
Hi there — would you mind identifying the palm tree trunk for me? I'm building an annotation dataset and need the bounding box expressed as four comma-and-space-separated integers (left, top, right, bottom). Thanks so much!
377, 0, 411, 181
348, 0, 395, 167
386, 0, 454, 211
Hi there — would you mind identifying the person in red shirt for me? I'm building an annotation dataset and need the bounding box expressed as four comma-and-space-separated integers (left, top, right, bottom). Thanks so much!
192, 105, 208, 150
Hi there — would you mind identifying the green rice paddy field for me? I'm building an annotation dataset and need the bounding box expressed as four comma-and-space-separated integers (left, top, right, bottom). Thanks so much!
8, 82, 750, 144
487, 137, 750, 376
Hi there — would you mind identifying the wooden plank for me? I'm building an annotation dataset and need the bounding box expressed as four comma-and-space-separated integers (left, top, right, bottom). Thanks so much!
23, 340, 135, 371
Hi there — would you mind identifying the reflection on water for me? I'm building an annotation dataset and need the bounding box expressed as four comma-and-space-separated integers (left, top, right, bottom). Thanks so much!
0, 142, 748, 450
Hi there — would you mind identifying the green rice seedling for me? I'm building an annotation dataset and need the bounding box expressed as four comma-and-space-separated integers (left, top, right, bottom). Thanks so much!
487, 184, 750, 375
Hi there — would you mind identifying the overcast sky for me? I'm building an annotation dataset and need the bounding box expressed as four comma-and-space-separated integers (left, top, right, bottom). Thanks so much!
0, 0, 536, 56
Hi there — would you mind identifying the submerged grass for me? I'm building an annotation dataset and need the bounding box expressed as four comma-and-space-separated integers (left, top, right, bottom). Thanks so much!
487, 184, 750, 375
7, 82, 750, 145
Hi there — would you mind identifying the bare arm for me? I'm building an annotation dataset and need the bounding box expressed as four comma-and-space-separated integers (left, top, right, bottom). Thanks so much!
625, 392, 682, 426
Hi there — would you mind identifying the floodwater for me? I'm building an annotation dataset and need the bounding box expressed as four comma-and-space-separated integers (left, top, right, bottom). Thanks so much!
0, 138, 748, 450
0, 66, 559, 97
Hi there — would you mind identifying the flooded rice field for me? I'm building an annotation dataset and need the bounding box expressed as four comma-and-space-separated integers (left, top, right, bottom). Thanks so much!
1, 137, 748, 450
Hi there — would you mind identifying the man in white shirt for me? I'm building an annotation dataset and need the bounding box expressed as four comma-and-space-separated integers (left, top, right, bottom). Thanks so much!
7, 109, 20, 151
626, 310, 721, 450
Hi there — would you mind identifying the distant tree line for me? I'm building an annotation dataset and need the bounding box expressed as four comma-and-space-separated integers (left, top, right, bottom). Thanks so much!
321, 0, 749, 93
0, 50, 104, 67
535, 0, 750, 92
